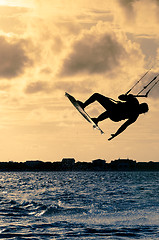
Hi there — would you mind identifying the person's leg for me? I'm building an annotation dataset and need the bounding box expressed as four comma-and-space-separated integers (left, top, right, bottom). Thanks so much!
92, 111, 109, 125
83, 93, 114, 110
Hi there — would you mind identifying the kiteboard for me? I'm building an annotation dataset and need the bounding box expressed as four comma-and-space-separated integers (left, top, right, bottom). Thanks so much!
65, 92, 104, 134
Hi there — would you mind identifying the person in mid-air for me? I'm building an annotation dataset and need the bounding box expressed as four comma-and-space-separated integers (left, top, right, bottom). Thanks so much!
77, 93, 149, 140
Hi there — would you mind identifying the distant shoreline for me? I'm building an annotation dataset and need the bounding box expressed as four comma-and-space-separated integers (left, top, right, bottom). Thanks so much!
0, 158, 158, 171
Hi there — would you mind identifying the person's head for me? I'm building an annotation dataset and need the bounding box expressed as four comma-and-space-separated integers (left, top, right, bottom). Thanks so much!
139, 103, 149, 114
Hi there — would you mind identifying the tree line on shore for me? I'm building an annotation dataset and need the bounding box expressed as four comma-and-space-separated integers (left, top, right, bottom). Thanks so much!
0, 158, 158, 171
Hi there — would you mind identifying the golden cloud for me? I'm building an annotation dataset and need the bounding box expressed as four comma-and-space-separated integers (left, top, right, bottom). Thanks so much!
24, 81, 52, 94
58, 23, 144, 79
0, 36, 32, 79
59, 32, 126, 76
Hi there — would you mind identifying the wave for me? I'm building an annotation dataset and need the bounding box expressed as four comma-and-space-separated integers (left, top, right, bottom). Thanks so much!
0, 172, 158, 239
0, 224, 158, 239
0, 198, 88, 218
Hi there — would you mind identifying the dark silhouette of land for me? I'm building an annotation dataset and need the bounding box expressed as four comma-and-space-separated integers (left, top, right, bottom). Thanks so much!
0, 158, 159, 171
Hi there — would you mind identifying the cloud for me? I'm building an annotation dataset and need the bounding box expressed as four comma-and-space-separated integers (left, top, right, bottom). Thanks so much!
0, 36, 32, 79
24, 79, 96, 95
0, 6, 29, 34
115, 0, 159, 36
59, 23, 144, 79
119, 0, 159, 12
24, 81, 52, 94
0, 82, 11, 91
53, 79, 96, 94
59, 31, 127, 77
118, 0, 138, 13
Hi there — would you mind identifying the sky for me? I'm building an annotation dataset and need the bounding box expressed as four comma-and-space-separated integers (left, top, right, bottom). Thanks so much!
0, 0, 159, 162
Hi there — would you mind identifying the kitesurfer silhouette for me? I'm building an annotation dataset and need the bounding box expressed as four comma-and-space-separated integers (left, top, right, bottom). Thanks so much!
77, 93, 149, 140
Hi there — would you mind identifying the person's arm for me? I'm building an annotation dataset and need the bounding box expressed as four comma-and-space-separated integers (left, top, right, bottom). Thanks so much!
118, 94, 134, 101
108, 118, 136, 141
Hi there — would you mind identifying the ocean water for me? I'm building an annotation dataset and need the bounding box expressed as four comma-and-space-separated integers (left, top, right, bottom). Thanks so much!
0, 172, 158, 240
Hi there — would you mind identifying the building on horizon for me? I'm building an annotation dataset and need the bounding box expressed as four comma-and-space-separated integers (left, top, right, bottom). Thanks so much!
110, 158, 136, 171
92, 159, 107, 170
62, 158, 75, 166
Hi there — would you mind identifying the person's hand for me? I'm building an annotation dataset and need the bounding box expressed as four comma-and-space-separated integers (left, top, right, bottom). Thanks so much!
108, 134, 116, 141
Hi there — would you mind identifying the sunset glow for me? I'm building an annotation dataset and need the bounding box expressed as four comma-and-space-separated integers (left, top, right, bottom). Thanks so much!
0, 0, 158, 162
0, 0, 34, 7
